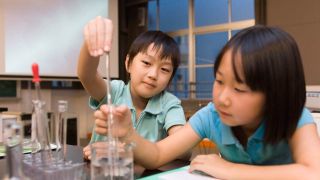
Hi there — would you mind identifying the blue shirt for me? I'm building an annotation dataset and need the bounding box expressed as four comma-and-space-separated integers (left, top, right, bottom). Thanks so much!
89, 80, 186, 143
189, 102, 314, 165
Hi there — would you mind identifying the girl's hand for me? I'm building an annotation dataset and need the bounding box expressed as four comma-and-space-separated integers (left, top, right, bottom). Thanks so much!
189, 154, 232, 179
84, 16, 113, 57
94, 104, 134, 140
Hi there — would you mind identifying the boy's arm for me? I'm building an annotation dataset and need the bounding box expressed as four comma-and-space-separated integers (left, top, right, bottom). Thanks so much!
77, 17, 113, 102
77, 42, 106, 101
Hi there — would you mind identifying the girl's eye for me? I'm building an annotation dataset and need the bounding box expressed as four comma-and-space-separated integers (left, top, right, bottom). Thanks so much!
215, 79, 223, 85
234, 87, 247, 93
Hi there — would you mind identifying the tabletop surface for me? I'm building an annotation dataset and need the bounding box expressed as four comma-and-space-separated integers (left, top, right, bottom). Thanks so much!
0, 145, 189, 179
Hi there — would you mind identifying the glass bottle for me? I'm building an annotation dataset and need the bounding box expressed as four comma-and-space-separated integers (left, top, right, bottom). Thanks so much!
3, 121, 29, 180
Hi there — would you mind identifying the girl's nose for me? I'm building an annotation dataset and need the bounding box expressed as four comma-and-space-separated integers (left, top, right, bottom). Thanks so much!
218, 89, 231, 107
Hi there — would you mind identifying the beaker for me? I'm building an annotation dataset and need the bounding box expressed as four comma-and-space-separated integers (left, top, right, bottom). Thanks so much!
90, 140, 134, 180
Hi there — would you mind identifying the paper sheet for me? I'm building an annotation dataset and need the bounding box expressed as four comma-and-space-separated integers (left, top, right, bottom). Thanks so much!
158, 167, 218, 180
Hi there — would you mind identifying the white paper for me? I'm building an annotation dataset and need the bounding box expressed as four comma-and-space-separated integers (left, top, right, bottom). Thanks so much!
159, 168, 218, 180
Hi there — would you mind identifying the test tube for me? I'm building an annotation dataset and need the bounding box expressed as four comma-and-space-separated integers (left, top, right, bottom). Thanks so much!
58, 100, 68, 162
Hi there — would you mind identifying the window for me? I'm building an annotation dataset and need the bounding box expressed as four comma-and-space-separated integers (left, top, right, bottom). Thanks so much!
195, 32, 228, 98
167, 35, 189, 98
148, 0, 255, 99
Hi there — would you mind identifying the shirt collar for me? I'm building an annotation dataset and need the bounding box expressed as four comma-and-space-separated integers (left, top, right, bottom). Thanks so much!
144, 94, 162, 114
125, 81, 162, 115
125, 82, 135, 110
249, 121, 265, 141
220, 122, 238, 145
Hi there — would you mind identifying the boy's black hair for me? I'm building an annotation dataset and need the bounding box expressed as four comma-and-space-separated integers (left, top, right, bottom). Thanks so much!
126, 31, 181, 82
214, 25, 306, 144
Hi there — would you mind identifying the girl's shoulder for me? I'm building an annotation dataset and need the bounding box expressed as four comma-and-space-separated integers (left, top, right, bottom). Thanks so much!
190, 102, 220, 124
189, 102, 222, 139
297, 107, 314, 128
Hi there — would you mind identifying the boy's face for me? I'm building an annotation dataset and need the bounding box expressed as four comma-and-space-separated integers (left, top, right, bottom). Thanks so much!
126, 43, 173, 100
213, 50, 265, 132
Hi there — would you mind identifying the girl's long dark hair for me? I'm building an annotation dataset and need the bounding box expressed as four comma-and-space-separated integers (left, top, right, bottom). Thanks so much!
214, 25, 306, 144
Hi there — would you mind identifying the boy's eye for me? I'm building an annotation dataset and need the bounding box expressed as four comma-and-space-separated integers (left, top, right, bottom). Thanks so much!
161, 68, 170, 73
142, 60, 151, 65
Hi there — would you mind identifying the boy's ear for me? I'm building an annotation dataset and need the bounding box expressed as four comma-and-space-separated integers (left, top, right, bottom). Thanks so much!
125, 56, 130, 73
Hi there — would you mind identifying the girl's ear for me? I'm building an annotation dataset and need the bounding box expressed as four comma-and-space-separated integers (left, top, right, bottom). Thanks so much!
125, 55, 130, 73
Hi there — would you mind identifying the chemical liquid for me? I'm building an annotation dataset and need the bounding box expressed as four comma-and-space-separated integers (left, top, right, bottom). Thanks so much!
91, 157, 133, 180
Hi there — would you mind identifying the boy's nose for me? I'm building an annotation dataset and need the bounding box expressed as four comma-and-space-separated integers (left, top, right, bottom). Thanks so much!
147, 67, 158, 80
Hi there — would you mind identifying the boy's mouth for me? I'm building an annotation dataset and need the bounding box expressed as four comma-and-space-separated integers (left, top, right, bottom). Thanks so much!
143, 81, 156, 88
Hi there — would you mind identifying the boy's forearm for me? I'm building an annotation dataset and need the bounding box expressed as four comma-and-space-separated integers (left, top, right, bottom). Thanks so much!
77, 43, 106, 101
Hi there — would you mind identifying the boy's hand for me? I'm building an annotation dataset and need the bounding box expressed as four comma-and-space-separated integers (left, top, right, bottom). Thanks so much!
84, 16, 113, 57
83, 141, 125, 160
94, 104, 134, 140
83, 144, 91, 160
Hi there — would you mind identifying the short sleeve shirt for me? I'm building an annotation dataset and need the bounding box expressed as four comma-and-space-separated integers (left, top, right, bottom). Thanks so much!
89, 80, 186, 143
189, 102, 314, 165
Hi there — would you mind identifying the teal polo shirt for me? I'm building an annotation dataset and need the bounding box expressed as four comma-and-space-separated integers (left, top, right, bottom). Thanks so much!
89, 80, 186, 143
189, 102, 314, 165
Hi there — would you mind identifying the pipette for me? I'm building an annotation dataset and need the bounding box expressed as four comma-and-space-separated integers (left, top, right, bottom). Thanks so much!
30, 64, 41, 153
32, 63, 42, 101
102, 52, 119, 179
31, 63, 52, 163
104, 53, 115, 140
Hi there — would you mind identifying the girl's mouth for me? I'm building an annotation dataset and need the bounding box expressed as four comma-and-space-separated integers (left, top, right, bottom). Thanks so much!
218, 109, 232, 117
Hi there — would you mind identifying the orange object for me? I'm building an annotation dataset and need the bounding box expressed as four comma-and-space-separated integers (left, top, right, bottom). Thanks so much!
87, 132, 92, 140
197, 139, 216, 154
199, 139, 215, 148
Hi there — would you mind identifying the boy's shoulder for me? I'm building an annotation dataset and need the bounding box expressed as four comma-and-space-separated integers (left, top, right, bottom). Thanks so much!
110, 80, 127, 94
160, 90, 181, 104
111, 79, 126, 88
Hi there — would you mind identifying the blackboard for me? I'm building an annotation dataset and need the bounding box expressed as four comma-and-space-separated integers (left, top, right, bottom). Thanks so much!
0, 80, 17, 98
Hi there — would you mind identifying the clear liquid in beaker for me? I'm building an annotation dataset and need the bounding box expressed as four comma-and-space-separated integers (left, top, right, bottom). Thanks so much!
91, 157, 133, 180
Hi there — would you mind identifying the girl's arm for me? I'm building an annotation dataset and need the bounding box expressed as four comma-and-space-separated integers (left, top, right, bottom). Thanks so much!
167, 125, 184, 135
129, 123, 201, 169
189, 123, 320, 179
95, 104, 201, 169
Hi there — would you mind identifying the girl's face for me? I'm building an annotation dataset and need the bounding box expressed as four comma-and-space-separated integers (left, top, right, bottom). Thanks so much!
213, 50, 265, 131
126, 43, 173, 100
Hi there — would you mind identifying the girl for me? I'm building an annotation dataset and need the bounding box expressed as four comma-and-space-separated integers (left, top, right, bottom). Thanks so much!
78, 17, 186, 159
95, 25, 320, 179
